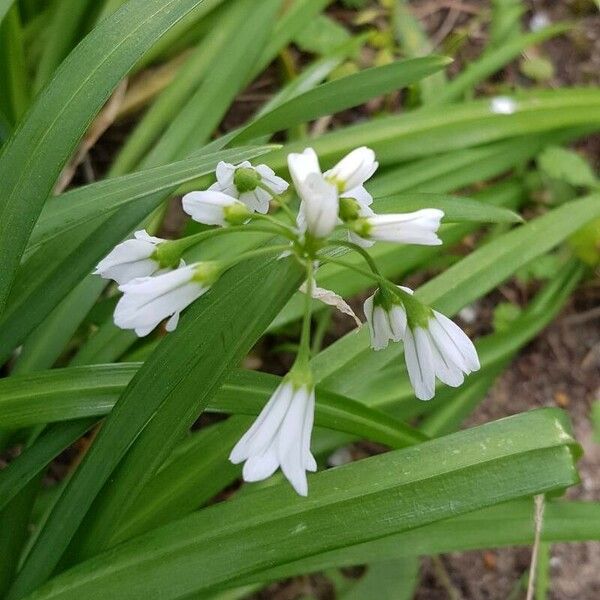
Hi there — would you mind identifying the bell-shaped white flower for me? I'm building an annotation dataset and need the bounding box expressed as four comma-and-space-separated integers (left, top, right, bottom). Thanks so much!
363, 289, 407, 350
114, 262, 218, 337
324, 146, 378, 206
229, 379, 317, 496
403, 301, 480, 401
182, 190, 250, 226
209, 160, 288, 214
94, 230, 164, 285
353, 209, 444, 246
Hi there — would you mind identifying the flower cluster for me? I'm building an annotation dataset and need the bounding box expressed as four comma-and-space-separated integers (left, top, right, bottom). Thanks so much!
94, 146, 479, 496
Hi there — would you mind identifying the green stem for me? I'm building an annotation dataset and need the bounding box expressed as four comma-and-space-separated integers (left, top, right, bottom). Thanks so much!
297, 259, 314, 363
318, 255, 387, 287
326, 240, 382, 276
158, 224, 285, 266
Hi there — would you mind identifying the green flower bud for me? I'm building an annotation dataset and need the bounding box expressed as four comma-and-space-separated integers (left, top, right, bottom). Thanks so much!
339, 197, 361, 222
223, 202, 251, 226
192, 261, 222, 286
233, 167, 261, 193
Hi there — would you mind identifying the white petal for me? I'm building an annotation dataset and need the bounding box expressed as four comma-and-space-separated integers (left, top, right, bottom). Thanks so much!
301, 173, 339, 238
301, 388, 316, 472
388, 305, 407, 341
242, 448, 279, 482
182, 190, 240, 225
372, 305, 393, 350
99, 258, 159, 286
342, 185, 373, 207
229, 383, 293, 462
369, 209, 444, 245
325, 147, 378, 191
255, 164, 289, 195
433, 311, 480, 372
287, 147, 321, 195
114, 264, 205, 335
277, 387, 311, 496
427, 329, 465, 387
215, 161, 235, 187
134, 230, 164, 245
165, 311, 180, 332
404, 327, 435, 400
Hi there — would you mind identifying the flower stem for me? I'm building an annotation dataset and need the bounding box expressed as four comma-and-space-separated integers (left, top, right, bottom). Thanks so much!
297, 259, 314, 364
157, 224, 286, 267
325, 240, 382, 276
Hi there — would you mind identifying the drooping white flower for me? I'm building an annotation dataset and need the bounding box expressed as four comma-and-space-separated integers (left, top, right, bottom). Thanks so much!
230, 379, 316, 496
114, 262, 218, 337
182, 190, 250, 226
209, 160, 288, 214
401, 294, 480, 401
363, 289, 407, 350
353, 209, 444, 246
94, 230, 164, 285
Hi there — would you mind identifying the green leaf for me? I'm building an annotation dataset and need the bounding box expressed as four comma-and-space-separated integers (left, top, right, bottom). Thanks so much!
0, 0, 210, 314
374, 192, 523, 223
538, 145, 598, 188
0, 365, 426, 443
20, 409, 579, 600
8, 255, 303, 600
236, 499, 599, 586
233, 56, 451, 144
0, 367, 425, 510
293, 14, 349, 55
263, 88, 600, 170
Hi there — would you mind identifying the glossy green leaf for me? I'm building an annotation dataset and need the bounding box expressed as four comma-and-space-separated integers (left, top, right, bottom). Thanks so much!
20, 409, 579, 600
264, 89, 600, 171
0, 0, 209, 314
233, 56, 451, 144
8, 255, 303, 599
0, 367, 425, 510
237, 499, 599, 586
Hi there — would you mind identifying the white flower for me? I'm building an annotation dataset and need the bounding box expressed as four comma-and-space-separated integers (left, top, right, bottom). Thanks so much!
182, 190, 250, 226
94, 230, 164, 285
363, 290, 407, 350
210, 160, 288, 214
229, 380, 316, 496
354, 209, 444, 246
288, 147, 380, 239
114, 262, 216, 337
403, 305, 480, 401
324, 146, 378, 207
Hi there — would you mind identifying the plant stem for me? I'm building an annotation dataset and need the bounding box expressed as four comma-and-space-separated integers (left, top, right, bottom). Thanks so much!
298, 259, 314, 362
